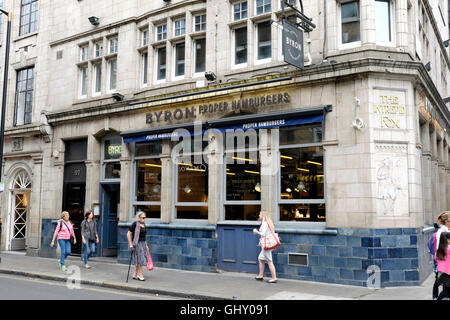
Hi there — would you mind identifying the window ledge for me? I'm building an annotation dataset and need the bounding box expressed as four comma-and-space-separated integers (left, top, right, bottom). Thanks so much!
14, 31, 38, 43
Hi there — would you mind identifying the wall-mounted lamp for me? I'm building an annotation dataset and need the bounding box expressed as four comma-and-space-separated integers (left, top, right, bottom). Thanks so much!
444, 97, 450, 104
163, 0, 171, 2
112, 93, 124, 102
88, 16, 100, 26
425, 62, 431, 71
205, 71, 217, 82
444, 39, 450, 47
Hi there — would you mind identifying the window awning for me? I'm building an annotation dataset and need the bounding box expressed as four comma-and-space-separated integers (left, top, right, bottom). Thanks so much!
121, 105, 331, 143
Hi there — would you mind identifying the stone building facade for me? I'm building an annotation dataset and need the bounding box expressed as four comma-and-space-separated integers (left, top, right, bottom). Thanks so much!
0, 0, 449, 287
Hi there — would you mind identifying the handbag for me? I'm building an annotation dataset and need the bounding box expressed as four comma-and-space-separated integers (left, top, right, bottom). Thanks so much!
259, 225, 280, 250
146, 246, 154, 271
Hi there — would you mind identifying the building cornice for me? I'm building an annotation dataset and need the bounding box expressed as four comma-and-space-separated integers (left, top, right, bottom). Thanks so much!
44, 57, 450, 130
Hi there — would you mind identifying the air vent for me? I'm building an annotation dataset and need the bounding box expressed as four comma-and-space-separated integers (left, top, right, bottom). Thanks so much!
288, 253, 308, 266
56, 50, 63, 60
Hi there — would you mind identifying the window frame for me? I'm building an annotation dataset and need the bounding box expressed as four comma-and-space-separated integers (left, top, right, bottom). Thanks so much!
338, 0, 361, 50
232, 26, 248, 69
92, 62, 102, 96
173, 42, 186, 79
131, 142, 163, 221
140, 50, 149, 87
193, 38, 206, 77
107, 58, 117, 92
94, 41, 103, 58
155, 46, 167, 83
233, 1, 248, 21
276, 125, 326, 226
108, 37, 118, 55
173, 150, 209, 222
79, 64, 88, 99
194, 14, 207, 32
374, 0, 395, 46
255, 0, 271, 15
14, 67, 34, 126
254, 20, 272, 64
19, 0, 38, 36
174, 18, 186, 37
156, 23, 167, 41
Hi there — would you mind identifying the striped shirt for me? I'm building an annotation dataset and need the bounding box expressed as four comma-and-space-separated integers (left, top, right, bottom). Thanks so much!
53, 220, 75, 240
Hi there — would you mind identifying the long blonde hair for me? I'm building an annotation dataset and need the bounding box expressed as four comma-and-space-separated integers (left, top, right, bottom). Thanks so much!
260, 210, 274, 231
437, 211, 450, 226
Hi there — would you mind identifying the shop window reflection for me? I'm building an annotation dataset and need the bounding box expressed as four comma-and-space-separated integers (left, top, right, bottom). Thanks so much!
136, 159, 162, 202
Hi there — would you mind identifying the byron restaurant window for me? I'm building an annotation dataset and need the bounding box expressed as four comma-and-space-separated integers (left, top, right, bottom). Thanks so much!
102, 135, 122, 181
375, 0, 391, 43
341, 0, 360, 44
234, 27, 248, 66
20, 0, 38, 35
256, 21, 271, 61
224, 131, 261, 221
14, 67, 34, 126
278, 124, 325, 222
233, 1, 248, 21
194, 38, 206, 74
173, 138, 209, 220
133, 141, 163, 219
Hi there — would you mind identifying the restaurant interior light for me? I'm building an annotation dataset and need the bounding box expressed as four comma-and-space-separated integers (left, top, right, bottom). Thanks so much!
307, 161, 322, 166
184, 185, 192, 194
255, 183, 261, 192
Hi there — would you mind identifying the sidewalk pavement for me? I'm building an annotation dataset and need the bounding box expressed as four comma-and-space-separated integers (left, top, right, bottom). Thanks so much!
0, 252, 434, 300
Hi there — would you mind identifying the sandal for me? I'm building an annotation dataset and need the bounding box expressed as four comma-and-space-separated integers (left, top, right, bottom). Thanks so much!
255, 276, 264, 281
137, 276, 145, 281
267, 279, 278, 283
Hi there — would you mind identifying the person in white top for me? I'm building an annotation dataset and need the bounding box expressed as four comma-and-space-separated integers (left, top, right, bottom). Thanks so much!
435, 212, 450, 253
253, 210, 278, 283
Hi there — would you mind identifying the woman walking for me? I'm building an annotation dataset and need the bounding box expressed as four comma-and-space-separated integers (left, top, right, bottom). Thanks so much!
81, 210, 99, 269
253, 210, 277, 283
127, 211, 149, 281
433, 232, 450, 300
50, 211, 76, 272
432, 211, 450, 299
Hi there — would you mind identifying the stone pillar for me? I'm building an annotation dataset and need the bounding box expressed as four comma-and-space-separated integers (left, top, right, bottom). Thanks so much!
85, 134, 101, 211
361, 0, 376, 46
207, 132, 222, 225
430, 127, 440, 219
443, 141, 449, 211
260, 129, 276, 220
395, 0, 409, 49
27, 154, 43, 256
160, 140, 172, 223
437, 134, 446, 213
420, 121, 433, 225
119, 141, 132, 222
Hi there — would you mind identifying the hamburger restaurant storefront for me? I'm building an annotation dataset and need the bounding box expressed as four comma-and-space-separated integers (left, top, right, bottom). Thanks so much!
118, 89, 330, 275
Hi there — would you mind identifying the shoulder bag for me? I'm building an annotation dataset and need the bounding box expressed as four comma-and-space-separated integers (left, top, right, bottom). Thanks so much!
259, 225, 280, 250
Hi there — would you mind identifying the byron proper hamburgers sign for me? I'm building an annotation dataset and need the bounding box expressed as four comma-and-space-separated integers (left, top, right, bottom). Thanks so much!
146, 92, 291, 124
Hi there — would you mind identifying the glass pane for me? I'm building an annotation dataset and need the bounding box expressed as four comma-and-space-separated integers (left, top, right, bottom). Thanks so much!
235, 27, 247, 64
257, 21, 271, 60
226, 152, 260, 201
341, 1, 359, 20
280, 147, 324, 200
104, 162, 121, 179
375, 0, 390, 42
177, 206, 208, 220
136, 159, 162, 202
135, 141, 163, 157
195, 39, 206, 73
104, 137, 122, 160
158, 47, 166, 80
175, 43, 185, 76
95, 64, 102, 92
177, 155, 208, 203
341, 21, 360, 43
134, 205, 161, 219
109, 60, 117, 89
225, 204, 260, 221
279, 124, 323, 145
280, 203, 326, 222
142, 52, 148, 84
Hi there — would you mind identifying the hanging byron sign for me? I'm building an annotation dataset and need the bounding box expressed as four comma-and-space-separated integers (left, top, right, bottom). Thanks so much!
282, 21, 304, 70
146, 92, 291, 124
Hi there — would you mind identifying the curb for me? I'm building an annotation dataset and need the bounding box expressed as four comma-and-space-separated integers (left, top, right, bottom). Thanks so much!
0, 269, 230, 300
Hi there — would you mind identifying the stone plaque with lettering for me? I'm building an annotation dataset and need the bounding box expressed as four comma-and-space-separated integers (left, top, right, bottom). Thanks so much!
374, 143, 409, 217
373, 91, 407, 129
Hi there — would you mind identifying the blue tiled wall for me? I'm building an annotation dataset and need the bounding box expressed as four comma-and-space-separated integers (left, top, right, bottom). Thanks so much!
117, 224, 217, 273
272, 228, 433, 287
40, 219, 58, 259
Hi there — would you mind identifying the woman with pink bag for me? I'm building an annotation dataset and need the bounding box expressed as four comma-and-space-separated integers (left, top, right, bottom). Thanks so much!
253, 210, 278, 283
